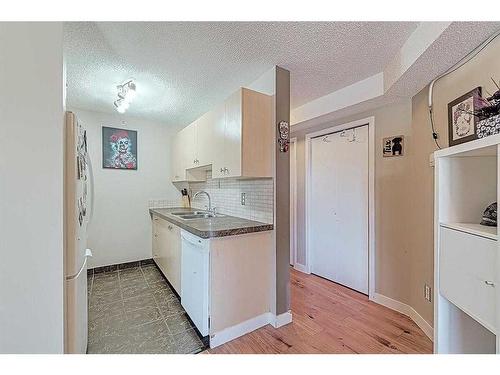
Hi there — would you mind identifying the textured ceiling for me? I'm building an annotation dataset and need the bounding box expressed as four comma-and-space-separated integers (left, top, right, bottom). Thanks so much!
64, 21, 418, 126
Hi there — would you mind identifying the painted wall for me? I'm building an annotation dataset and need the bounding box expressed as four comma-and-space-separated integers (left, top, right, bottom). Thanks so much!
408, 34, 500, 325
71, 109, 181, 268
0, 23, 64, 353
291, 100, 414, 307
291, 35, 500, 328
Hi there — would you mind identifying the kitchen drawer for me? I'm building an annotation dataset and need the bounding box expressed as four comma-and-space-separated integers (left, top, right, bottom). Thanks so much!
439, 226, 497, 333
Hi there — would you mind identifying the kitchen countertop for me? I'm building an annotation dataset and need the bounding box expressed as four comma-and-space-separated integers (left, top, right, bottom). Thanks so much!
149, 207, 274, 239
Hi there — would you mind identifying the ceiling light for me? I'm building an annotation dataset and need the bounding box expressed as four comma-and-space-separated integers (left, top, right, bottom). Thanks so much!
113, 79, 136, 113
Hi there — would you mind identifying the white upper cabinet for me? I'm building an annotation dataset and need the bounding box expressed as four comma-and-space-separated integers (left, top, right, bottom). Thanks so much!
184, 120, 197, 169
195, 110, 216, 168
223, 90, 243, 178
211, 103, 226, 179
171, 87, 272, 181
171, 132, 185, 182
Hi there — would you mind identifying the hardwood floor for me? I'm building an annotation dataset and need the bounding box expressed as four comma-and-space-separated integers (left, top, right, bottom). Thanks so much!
206, 268, 433, 354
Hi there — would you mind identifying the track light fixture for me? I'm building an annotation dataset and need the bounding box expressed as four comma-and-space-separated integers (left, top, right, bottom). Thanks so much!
113, 79, 137, 114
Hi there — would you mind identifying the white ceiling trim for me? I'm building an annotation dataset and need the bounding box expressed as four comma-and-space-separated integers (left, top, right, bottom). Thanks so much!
383, 22, 451, 90
291, 22, 500, 130
291, 22, 450, 127
291, 72, 384, 124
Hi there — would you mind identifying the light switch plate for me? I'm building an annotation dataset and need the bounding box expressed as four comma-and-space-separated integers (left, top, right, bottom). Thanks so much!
241, 192, 246, 206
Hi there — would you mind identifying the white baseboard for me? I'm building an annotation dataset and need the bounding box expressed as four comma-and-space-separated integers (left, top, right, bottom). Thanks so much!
293, 263, 309, 274
209, 313, 272, 348
271, 310, 293, 328
371, 293, 434, 341
209, 311, 294, 348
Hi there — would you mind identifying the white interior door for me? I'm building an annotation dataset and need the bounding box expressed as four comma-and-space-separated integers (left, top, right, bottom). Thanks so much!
310, 125, 368, 294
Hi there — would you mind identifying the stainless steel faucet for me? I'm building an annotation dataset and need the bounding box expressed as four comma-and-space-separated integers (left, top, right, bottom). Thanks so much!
192, 191, 212, 212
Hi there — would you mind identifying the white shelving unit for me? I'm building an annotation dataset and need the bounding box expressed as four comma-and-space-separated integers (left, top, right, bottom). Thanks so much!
434, 134, 500, 354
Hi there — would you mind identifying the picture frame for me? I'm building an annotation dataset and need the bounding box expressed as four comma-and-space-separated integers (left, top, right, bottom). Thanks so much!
382, 135, 404, 157
447, 87, 482, 147
102, 126, 138, 170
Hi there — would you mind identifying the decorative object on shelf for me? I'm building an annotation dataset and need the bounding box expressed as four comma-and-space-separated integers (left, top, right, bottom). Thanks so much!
382, 135, 404, 157
447, 87, 482, 146
472, 78, 500, 121
277, 120, 289, 152
477, 114, 500, 139
480, 202, 497, 227
102, 126, 138, 170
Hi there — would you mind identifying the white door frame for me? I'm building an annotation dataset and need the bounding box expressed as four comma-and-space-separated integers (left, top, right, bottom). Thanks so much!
290, 137, 297, 267
304, 116, 375, 299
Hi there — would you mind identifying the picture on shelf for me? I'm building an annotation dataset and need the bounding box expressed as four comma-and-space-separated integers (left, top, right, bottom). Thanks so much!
447, 87, 482, 147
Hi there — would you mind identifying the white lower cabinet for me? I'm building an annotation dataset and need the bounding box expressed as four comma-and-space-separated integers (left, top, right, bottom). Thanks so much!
440, 226, 497, 333
152, 215, 182, 295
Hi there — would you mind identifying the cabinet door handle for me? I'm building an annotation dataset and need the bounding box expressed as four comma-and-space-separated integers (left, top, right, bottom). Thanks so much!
484, 280, 495, 287
168, 225, 173, 230
220, 168, 224, 173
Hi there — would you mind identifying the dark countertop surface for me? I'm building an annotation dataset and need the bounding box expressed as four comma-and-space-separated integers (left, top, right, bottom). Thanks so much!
149, 207, 274, 239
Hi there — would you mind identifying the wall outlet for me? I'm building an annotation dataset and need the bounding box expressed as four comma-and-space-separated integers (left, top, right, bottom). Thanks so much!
241, 192, 246, 206
424, 284, 432, 302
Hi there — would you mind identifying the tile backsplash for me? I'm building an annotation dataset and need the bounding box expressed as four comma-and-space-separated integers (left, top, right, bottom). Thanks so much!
188, 171, 274, 224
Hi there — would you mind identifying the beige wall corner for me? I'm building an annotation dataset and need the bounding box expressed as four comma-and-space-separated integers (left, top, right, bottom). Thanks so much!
275, 66, 291, 315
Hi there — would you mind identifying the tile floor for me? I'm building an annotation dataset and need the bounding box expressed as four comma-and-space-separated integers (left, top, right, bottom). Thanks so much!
87, 261, 206, 354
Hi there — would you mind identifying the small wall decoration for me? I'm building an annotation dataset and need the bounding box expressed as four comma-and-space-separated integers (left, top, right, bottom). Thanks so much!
382, 135, 404, 157
447, 87, 482, 147
102, 126, 138, 170
278, 120, 290, 152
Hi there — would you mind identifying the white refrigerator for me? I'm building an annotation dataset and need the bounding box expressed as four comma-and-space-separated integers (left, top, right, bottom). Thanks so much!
64, 111, 94, 354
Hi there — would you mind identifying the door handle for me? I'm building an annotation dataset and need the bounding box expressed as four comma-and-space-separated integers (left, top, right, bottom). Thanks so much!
484, 280, 495, 287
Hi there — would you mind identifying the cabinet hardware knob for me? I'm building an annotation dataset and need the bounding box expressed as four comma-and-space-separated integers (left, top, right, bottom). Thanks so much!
220, 168, 224, 173
485, 280, 495, 287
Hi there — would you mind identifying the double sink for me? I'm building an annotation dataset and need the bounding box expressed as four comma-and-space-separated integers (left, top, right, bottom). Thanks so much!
170, 210, 225, 220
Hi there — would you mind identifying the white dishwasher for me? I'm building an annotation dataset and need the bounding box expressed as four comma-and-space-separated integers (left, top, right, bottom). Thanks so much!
181, 230, 210, 336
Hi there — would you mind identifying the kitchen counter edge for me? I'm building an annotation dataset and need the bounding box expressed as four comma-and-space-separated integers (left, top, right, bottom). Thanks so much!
149, 208, 274, 239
